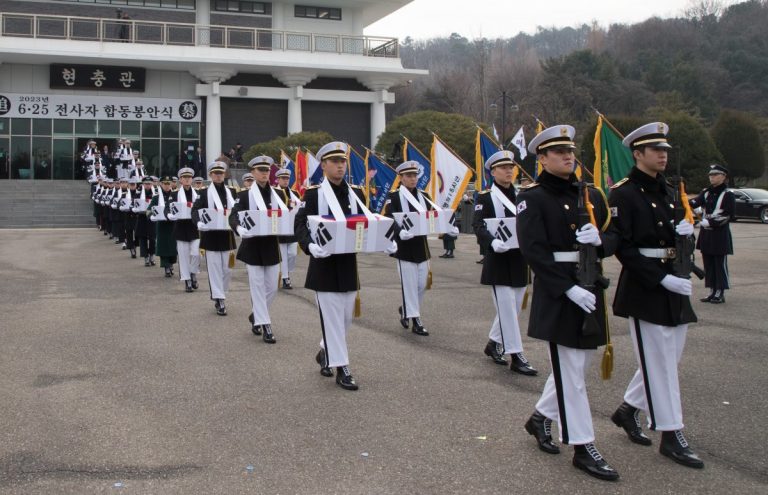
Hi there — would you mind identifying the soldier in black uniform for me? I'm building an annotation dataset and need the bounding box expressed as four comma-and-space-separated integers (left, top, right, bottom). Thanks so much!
240, 172, 254, 190
167, 168, 200, 291
517, 125, 620, 481
472, 150, 536, 375
111, 178, 128, 246
192, 161, 237, 315
382, 160, 445, 336
230, 156, 287, 343
121, 178, 139, 258
149, 177, 177, 277
133, 176, 157, 266
295, 142, 393, 391
608, 122, 704, 469
689, 164, 734, 304
275, 168, 300, 289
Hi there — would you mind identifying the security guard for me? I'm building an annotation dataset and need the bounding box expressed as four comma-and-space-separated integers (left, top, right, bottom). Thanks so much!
275, 168, 300, 289
608, 122, 704, 469
472, 150, 536, 375
294, 141, 392, 391
167, 167, 200, 292
517, 125, 619, 481
192, 161, 237, 315
230, 156, 287, 343
689, 164, 734, 303
148, 176, 177, 277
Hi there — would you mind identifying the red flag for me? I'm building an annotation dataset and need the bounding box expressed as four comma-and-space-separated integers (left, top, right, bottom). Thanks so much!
294, 149, 308, 196
269, 163, 279, 186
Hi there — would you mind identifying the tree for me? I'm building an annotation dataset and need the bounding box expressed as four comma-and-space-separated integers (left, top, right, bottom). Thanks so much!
711, 109, 766, 185
242, 131, 334, 164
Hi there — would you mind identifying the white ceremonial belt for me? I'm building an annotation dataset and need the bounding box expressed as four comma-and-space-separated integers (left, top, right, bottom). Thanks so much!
553, 251, 579, 262
638, 247, 676, 259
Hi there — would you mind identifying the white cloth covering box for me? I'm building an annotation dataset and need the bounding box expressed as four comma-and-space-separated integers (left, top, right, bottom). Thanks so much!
238, 209, 295, 237
169, 200, 193, 220
196, 207, 229, 231
308, 214, 395, 254
149, 204, 167, 222
133, 197, 151, 213
393, 209, 454, 236
483, 217, 519, 250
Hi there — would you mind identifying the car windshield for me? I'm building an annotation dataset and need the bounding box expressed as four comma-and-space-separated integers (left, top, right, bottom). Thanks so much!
743, 189, 768, 200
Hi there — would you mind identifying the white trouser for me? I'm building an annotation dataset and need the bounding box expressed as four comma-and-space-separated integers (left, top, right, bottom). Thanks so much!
246, 264, 279, 325
279, 242, 297, 278
176, 239, 200, 281
489, 286, 526, 354
397, 260, 428, 318
536, 344, 597, 445
206, 250, 231, 300
623, 318, 687, 431
316, 291, 356, 368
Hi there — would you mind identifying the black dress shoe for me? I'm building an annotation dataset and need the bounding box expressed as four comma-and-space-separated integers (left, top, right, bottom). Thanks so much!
398, 306, 409, 329
611, 402, 652, 446
262, 324, 276, 344
660, 430, 704, 469
215, 299, 227, 316
439, 252, 448, 258
164, 267, 172, 278
282, 278, 293, 290
484, 340, 507, 365
411, 317, 429, 336
315, 349, 333, 377
336, 366, 359, 391
524, 411, 560, 454
149, 257, 156, 266
445, 252, 455, 258
700, 293, 714, 303
248, 314, 262, 335
144, 257, 151, 267
190, 274, 198, 290
572, 443, 620, 481
709, 295, 725, 304
476, 257, 484, 264
130, 249, 137, 258
510, 353, 538, 376
185, 280, 193, 293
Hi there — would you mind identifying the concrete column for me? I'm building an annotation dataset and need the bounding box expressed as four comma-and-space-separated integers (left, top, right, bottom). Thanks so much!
371, 92, 387, 148
287, 85, 303, 135
196, 0, 211, 46
205, 86, 221, 166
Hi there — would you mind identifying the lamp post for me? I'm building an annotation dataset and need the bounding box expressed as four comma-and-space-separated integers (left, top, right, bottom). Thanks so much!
489, 91, 519, 148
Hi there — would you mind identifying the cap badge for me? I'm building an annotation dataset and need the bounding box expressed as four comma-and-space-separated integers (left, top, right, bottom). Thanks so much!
657, 123, 665, 133
560, 127, 569, 136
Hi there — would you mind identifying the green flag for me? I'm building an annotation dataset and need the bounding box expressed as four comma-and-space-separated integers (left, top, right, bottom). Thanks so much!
593, 115, 635, 191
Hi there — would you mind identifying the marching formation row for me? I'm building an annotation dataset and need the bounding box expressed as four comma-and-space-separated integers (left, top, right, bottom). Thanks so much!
87, 124, 729, 482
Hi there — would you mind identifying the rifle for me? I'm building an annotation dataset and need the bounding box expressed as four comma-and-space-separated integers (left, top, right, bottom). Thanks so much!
669, 148, 705, 280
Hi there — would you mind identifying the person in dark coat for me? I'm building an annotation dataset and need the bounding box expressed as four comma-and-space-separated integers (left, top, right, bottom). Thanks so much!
111, 178, 128, 246
166, 168, 200, 289
689, 164, 734, 303
133, 176, 157, 266
149, 177, 177, 277
517, 125, 619, 481
120, 178, 139, 258
230, 156, 287, 343
192, 161, 237, 315
275, 169, 300, 289
382, 160, 447, 336
472, 150, 536, 375
608, 122, 704, 470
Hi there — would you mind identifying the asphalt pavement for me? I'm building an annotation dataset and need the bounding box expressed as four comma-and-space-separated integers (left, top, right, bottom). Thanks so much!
0, 222, 766, 494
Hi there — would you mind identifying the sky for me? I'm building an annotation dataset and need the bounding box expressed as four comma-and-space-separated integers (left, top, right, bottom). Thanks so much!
364, 0, 709, 40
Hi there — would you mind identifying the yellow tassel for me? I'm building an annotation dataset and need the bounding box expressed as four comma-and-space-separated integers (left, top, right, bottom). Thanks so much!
601, 343, 614, 380
228, 251, 236, 268
521, 286, 530, 310
200, 249, 206, 257
354, 291, 361, 318
426, 269, 433, 290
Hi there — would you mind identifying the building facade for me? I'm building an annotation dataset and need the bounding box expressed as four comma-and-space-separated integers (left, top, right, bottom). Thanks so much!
0, 0, 425, 179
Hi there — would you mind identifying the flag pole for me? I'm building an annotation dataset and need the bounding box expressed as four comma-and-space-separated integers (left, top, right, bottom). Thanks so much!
592, 107, 626, 138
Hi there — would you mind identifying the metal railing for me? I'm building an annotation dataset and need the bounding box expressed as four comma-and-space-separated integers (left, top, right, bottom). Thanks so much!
0, 12, 399, 58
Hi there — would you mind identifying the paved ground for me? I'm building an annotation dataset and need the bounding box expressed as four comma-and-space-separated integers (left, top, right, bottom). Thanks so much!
1, 222, 767, 494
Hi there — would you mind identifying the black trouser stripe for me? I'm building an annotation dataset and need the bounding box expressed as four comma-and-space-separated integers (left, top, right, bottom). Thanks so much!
633, 317, 657, 430
205, 251, 214, 300
316, 294, 330, 367
492, 286, 505, 351
398, 260, 408, 317
549, 342, 569, 445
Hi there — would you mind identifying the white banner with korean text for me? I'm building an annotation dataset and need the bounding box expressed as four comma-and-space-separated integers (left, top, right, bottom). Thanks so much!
0, 93, 201, 122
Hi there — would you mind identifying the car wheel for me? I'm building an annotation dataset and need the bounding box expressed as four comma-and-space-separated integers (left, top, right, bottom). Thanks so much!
761, 206, 768, 224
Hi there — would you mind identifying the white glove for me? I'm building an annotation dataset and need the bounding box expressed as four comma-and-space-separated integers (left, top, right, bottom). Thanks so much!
661, 275, 692, 296
491, 239, 511, 253
565, 285, 597, 313
236, 226, 247, 237
399, 228, 414, 241
694, 206, 703, 216
308, 242, 331, 259
131, 207, 140, 213
675, 219, 694, 236
385, 240, 398, 255
149, 215, 158, 222
450, 225, 460, 236
197, 222, 204, 230
167, 213, 177, 221
576, 223, 602, 246
699, 218, 710, 229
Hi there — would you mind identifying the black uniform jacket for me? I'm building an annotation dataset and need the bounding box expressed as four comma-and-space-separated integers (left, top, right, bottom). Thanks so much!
168, 186, 199, 242
134, 188, 155, 239
192, 183, 237, 252
382, 188, 431, 264
294, 181, 366, 292
277, 186, 300, 244
229, 183, 286, 266
472, 183, 528, 287
608, 166, 697, 326
111, 188, 127, 224
689, 183, 734, 256
516, 171, 617, 349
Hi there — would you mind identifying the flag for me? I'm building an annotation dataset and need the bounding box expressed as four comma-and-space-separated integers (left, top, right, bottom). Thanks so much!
431, 134, 473, 210
307, 150, 323, 185
534, 120, 544, 178
294, 148, 308, 196
592, 114, 634, 191
511, 126, 527, 160
348, 147, 368, 188
365, 149, 397, 213
402, 138, 432, 193
269, 163, 279, 186
492, 124, 500, 142
475, 128, 501, 191
280, 150, 296, 188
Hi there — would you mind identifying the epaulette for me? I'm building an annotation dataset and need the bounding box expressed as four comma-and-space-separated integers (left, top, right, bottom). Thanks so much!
519, 183, 539, 190
350, 184, 362, 189
610, 178, 629, 189
306, 184, 320, 190
477, 190, 491, 195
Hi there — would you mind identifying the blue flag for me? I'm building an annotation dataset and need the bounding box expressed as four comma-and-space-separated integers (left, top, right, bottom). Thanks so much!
476, 129, 501, 190
403, 139, 431, 192
365, 150, 397, 213
280, 151, 296, 188
348, 147, 367, 188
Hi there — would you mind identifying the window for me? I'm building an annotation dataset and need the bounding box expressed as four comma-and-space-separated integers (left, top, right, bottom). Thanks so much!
295, 5, 341, 20
214, 1, 270, 14
54, 0, 195, 9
